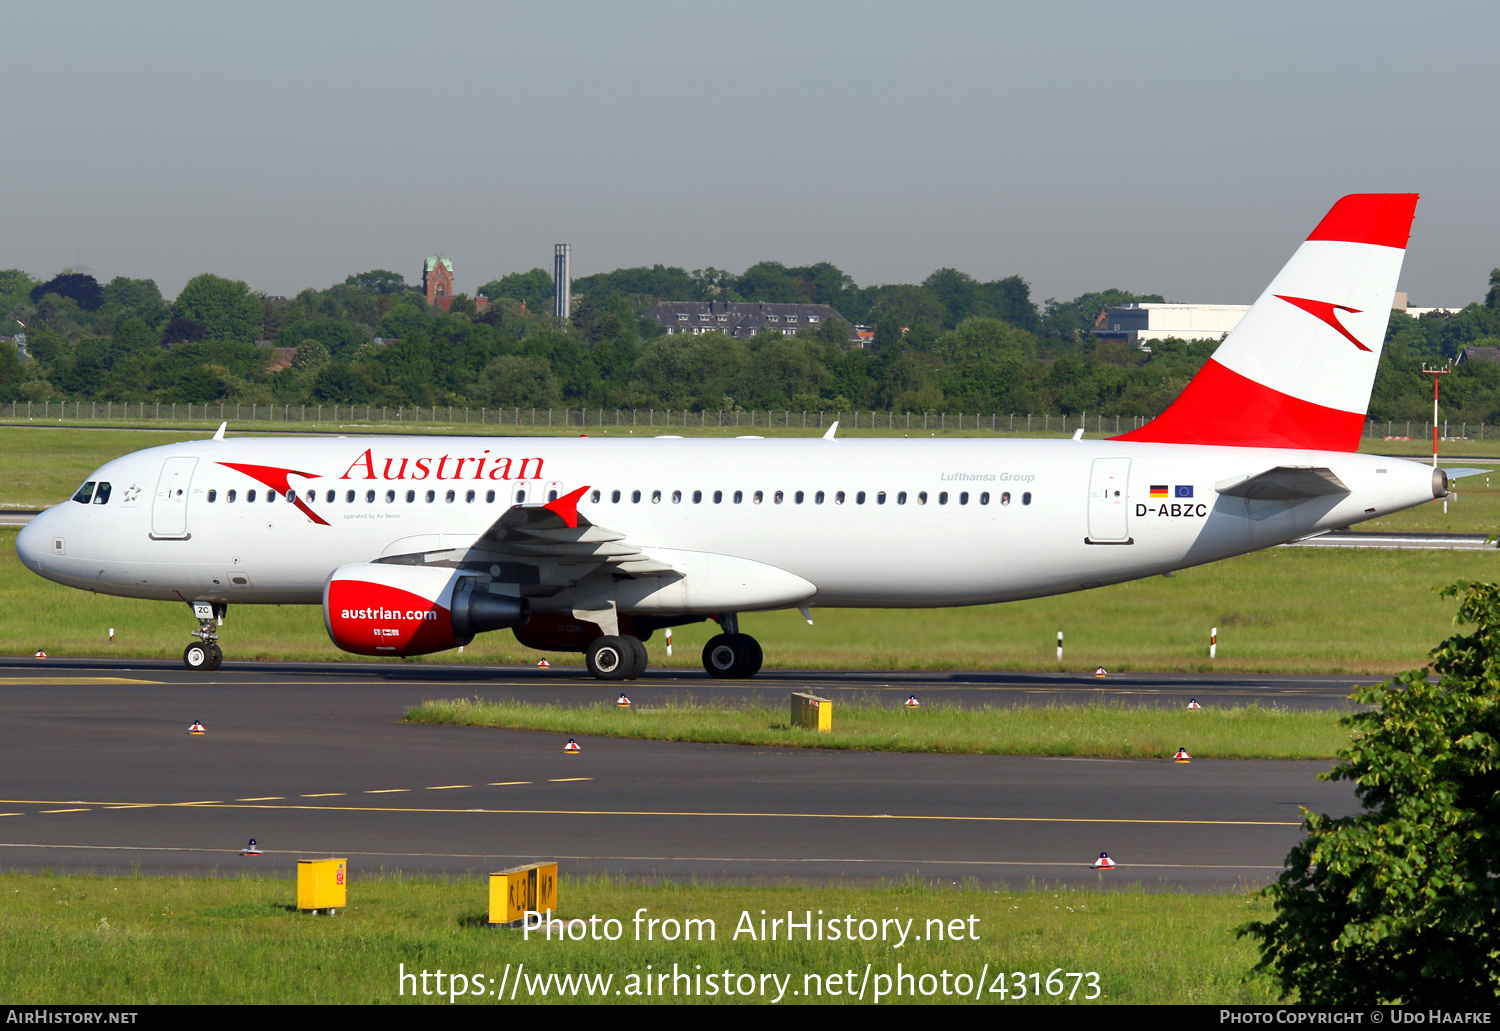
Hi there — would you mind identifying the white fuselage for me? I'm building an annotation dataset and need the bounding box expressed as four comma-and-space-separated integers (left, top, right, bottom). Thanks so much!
16, 434, 1438, 615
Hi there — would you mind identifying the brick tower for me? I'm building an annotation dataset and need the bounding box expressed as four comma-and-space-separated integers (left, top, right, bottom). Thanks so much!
423, 256, 454, 310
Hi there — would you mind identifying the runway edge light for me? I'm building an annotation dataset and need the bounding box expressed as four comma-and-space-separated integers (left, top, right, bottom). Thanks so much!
188, 720, 205, 735
489, 862, 558, 928
1187, 698, 1202, 709
563, 738, 581, 753
240, 838, 262, 857
615, 694, 631, 708
904, 694, 920, 708
1094, 666, 1107, 678
1174, 747, 1192, 763
1093, 852, 1115, 870
537, 658, 550, 668
297, 857, 347, 915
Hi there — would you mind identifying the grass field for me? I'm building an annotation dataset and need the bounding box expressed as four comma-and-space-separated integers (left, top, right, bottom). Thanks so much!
1, 524, 1492, 673
406, 698, 1347, 760
0, 871, 1284, 1004
2, 426, 1496, 673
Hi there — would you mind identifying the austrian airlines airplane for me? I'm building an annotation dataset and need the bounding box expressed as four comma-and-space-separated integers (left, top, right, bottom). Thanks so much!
16, 194, 1450, 679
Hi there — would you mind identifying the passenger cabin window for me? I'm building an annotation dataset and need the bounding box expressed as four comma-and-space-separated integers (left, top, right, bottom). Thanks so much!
446, 490, 456, 503
72, 481, 95, 504
345, 490, 355, 503
959, 492, 969, 505
366, 490, 376, 503
795, 491, 804, 504
632, 490, 641, 503
672, 490, 682, 504
487, 490, 496, 503
1001, 492, 1011, 505
286, 490, 296, 503
835, 491, 845, 505
980, 492, 990, 505
693, 490, 702, 503
406, 490, 416, 503
267, 490, 276, 503
897, 491, 907, 505
917, 492, 927, 505
856, 491, 866, 505
652, 490, 662, 504
713, 490, 723, 504
207, 489, 217, 503
939, 492, 948, 505
516, 489, 527, 503
387, 490, 397, 503
426, 490, 436, 503
733, 490, 743, 504
753, 490, 763, 504
877, 491, 886, 504
247, 489, 258, 502
774, 490, 784, 504
1023, 492, 1032, 505
94, 482, 112, 504
326, 490, 336, 503
227, 490, 237, 503
612, 490, 621, 503
590, 490, 601, 503
815, 491, 825, 504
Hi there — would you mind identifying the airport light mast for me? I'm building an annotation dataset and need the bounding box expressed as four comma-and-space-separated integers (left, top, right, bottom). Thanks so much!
1421, 362, 1451, 468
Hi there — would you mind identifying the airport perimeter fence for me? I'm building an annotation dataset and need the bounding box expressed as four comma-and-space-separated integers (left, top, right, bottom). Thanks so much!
0, 400, 1490, 441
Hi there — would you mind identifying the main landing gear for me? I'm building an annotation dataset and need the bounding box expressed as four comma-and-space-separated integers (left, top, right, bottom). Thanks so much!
701, 613, 762, 679
183, 602, 225, 671
585, 635, 648, 681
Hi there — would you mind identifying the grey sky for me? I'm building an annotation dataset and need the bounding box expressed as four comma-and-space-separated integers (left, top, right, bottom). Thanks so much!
4, 1, 1496, 308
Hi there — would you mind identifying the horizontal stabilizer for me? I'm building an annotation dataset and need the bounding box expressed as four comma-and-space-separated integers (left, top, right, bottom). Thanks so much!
1441, 467, 1487, 482
1215, 466, 1350, 501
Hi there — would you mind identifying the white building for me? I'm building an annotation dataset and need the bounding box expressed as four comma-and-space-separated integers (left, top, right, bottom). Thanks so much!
1092, 303, 1249, 346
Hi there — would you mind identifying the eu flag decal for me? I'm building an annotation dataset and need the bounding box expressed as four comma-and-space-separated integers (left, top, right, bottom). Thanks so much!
1175, 485, 1194, 498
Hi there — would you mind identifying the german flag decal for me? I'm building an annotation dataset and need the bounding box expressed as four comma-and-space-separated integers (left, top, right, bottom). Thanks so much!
1150, 485, 1169, 498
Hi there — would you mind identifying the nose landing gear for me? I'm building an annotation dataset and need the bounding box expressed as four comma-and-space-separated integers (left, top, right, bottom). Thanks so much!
184, 602, 225, 671
701, 613, 763, 679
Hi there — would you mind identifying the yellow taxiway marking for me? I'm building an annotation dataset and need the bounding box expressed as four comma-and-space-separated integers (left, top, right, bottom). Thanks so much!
488, 781, 531, 786
364, 789, 409, 794
174, 801, 222, 806
300, 793, 344, 798
239, 796, 285, 801
9, 798, 1295, 827
548, 778, 593, 782
42, 808, 90, 814
0, 677, 159, 685
0, 813, 22, 817
426, 785, 471, 790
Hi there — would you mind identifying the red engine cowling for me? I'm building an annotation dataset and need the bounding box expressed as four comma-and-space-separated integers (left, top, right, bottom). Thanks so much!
324, 563, 527, 657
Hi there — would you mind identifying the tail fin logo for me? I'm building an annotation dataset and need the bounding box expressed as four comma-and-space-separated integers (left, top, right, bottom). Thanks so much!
1274, 295, 1370, 352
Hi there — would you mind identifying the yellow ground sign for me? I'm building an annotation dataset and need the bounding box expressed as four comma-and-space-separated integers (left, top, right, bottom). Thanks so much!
297, 858, 347, 912
489, 861, 558, 926
790, 691, 832, 732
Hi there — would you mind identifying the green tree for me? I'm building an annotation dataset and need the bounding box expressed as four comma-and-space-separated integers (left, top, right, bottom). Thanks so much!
344, 270, 406, 295
1241, 580, 1500, 1004
174, 274, 262, 343
478, 269, 554, 313
1486, 268, 1500, 310
293, 339, 332, 370
30, 271, 103, 311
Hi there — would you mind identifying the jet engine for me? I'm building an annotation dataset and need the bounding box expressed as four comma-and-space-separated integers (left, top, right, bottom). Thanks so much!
323, 562, 528, 657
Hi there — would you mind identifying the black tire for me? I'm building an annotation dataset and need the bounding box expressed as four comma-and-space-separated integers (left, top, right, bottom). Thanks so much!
206, 644, 223, 671
740, 634, 763, 677
623, 636, 648, 680
183, 643, 210, 671
586, 636, 632, 681
702, 633, 758, 679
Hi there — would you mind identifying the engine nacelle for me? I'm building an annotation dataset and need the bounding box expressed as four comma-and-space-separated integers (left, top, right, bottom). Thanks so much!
324, 562, 528, 657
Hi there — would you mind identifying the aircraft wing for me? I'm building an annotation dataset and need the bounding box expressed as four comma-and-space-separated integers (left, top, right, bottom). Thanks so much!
381, 485, 676, 580
1214, 466, 1351, 501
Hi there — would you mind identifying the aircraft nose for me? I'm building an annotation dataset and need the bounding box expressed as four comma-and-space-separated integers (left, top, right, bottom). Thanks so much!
16, 509, 58, 574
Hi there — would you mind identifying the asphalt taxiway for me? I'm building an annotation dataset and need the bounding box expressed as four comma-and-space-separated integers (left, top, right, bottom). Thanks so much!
0, 658, 1360, 887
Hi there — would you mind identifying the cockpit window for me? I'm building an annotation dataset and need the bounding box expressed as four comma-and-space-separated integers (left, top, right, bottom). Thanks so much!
72, 481, 96, 504
93, 482, 112, 505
